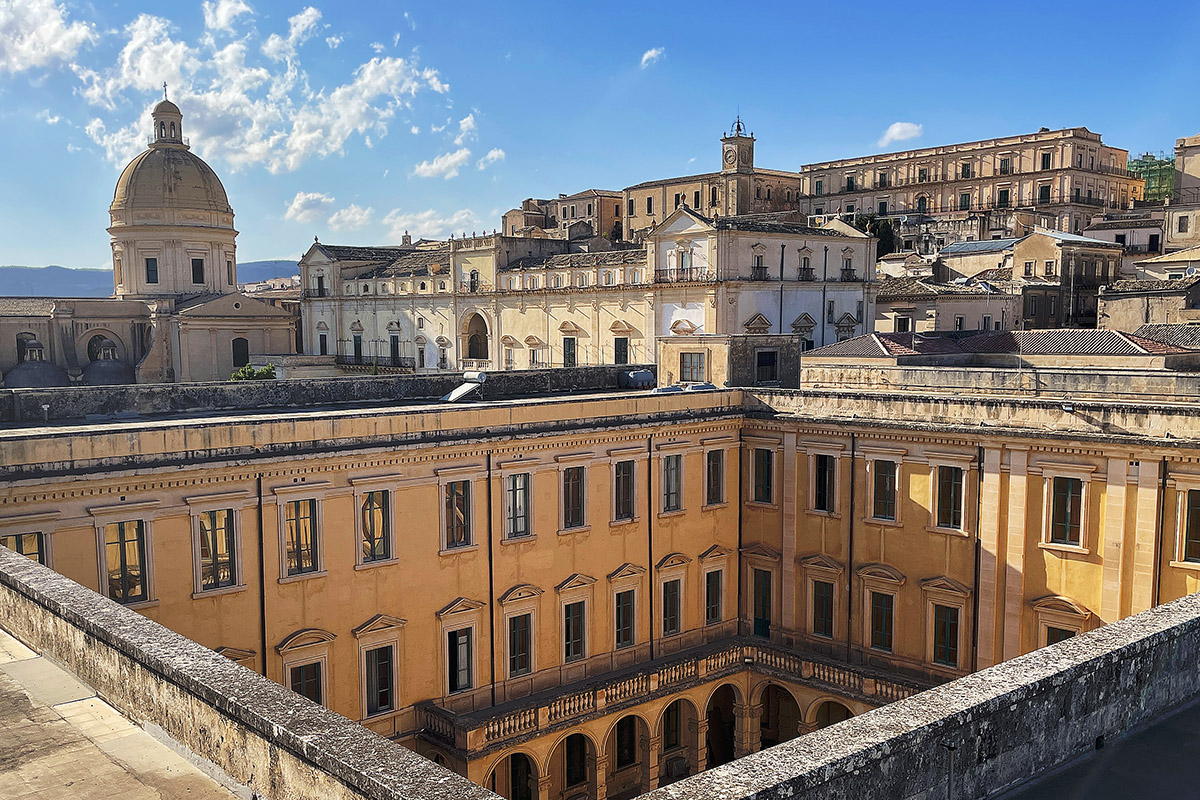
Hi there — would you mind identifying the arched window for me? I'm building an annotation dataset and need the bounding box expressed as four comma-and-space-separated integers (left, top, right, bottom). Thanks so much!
232, 337, 249, 368
916, 196, 928, 213
419, 282, 427, 291
578, 274, 588, 288
169, 122, 175, 138
710, 186, 718, 206
87, 334, 109, 362
16, 332, 36, 363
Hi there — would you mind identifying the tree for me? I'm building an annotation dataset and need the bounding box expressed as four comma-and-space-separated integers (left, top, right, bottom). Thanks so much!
230, 363, 276, 381
853, 213, 897, 258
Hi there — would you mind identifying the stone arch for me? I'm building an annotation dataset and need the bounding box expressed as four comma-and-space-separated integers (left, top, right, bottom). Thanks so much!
756, 682, 802, 749
80, 329, 126, 363
657, 697, 700, 784
460, 311, 490, 361
704, 683, 740, 768
806, 697, 853, 729
15, 331, 37, 363
484, 749, 540, 800
232, 336, 250, 368
603, 713, 652, 797
543, 730, 597, 800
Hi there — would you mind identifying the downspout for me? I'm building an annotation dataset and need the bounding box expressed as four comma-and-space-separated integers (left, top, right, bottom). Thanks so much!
821, 245, 830, 347
971, 445, 983, 673
256, 474, 268, 677
845, 432, 856, 662
736, 428, 745, 636
486, 452, 497, 707
1154, 456, 1168, 608
647, 436, 656, 661
778, 243, 786, 334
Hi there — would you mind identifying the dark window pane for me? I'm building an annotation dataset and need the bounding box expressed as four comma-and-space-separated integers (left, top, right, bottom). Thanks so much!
563, 467, 585, 529
933, 604, 959, 666
936, 466, 963, 529
873, 461, 897, 521
813, 580, 834, 638
508, 614, 531, 676
870, 592, 893, 651
366, 645, 393, 715
614, 461, 635, 521
705, 570, 722, 625
706, 449, 725, 505
199, 509, 236, 589
754, 448, 774, 504
105, 521, 147, 603
564, 601, 585, 661
1051, 476, 1083, 544
445, 481, 471, 547
361, 491, 389, 562
290, 662, 321, 704
615, 590, 634, 648
662, 579, 681, 636
286, 500, 318, 575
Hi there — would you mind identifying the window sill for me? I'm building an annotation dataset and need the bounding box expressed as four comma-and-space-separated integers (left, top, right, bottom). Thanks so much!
191, 583, 248, 599
745, 500, 778, 510
558, 526, 590, 536
658, 509, 686, 520
500, 534, 538, 546
279, 570, 328, 585
609, 518, 639, 528
1170, 560, 1200, 572
866, 516, 903, 528
355, 558, 400, 571
702, 501, 728, 511
926, 525, 969, 538
439, 544, 480, 557
1038, 541, 1089, 556
117, 598, 160, 611
807, 509, 840, 519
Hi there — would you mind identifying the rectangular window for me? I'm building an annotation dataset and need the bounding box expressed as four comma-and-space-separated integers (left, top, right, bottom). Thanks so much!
562, 337, 577, 368
389, 334, 400, 360
198, 508, 236, 589
756, 350, 778, 384
1024, 260, 1035, 277
933, 604, 960, 667
563, 466, 585, 529
662, 579, 681, 636
936, 465, 964, 529
1184, 490, 1200, 562
1041, 152, 1052, 170
999, 157, 1011, 175
646, 197, 653, 214
693, 190, 701, 207
679, 352, 705, 382
827, 300, 835, 323
614, 337, 629, 365
145, 257, 159, 284
318, 333, 328, 355
447, 628, 473, 692
845, 176, 856, 192
285, 499, 318, 575
954, 315, 965, 331
627, 198, 634, 216
360, 490, 389, 562
616, 716, 638, 769
753, 447, 774, 504
365, 645, 394, 716
663, 701, 681, 749
870, 591, 894, 651
1046, 626, 1075, 646
566, 735, 587, 786
226, 260, 234, 284
0, 532, 45, 565
508, 613, 532, 677
894, 316, 911, 333
1038, 184, 1051, 203
615, 589, 635, 648
959, 192, 971, 210
445, 480, 471, 548
290, 662, 321, 704
814, 179, 823, 195
813, 580, 834, 638
1050, 476, 1083, 545
705, 570, 722, 625
504, 474, 531, 538
706, 449, 725, 505
814, 454, 835, 513
752, 568, 772, 637
878, 200, 888, 216
191, 258, 205, 284
613, 460, 635, 522
662, 454, 682, 512
997, 188, 1010, 207
873, 460, 897, 521
563, 600, 585, 661
1180, 216, 1191, 234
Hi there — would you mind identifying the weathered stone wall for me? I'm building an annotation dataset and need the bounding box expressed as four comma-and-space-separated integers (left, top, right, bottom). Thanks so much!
0, 547, 499, 800
640, 589, 1200, 800
0, 363, 655, 424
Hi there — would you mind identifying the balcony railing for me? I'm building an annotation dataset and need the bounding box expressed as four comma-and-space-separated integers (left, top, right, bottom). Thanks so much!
750, 266, 770, 281
335, 354, 416, 369
301, 288, 329, 299
417, 637, 925, 755
840, 269, 860, 282
798, 268, 816, 282
653, 268, 715, 283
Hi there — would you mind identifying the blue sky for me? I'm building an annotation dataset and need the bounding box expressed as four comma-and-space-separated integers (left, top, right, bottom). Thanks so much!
3, 0, 1200, 268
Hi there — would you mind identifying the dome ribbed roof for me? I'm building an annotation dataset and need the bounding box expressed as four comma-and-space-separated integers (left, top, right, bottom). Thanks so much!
3, 360, 71, 388
153, 98, 181, 115
111, 146, 232, 215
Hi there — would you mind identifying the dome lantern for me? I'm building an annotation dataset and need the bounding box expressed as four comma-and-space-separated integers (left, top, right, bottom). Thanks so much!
151, 84, 186, 147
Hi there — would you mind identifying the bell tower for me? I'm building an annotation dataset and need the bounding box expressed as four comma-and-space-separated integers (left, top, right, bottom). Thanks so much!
721, 116, 754, 175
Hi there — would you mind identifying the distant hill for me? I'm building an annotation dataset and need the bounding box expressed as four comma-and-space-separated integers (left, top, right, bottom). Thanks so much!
0, 260, 299, 297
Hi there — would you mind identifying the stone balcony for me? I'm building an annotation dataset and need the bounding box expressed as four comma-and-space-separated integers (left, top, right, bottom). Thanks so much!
418, 637, 925, 759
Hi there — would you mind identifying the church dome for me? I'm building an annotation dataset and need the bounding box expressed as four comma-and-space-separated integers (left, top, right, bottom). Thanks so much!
152, 98, 181, 116
3, 340, 71, 388
82, 339, 136, 386
111, 147, 232, 214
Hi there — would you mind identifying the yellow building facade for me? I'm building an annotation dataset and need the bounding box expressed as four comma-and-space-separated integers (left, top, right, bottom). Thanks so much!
2, 374, 1199, 799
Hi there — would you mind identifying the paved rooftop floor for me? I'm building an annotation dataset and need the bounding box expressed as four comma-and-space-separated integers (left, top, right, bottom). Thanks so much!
1002, 697, 1200, 800
0, 629, 237, 800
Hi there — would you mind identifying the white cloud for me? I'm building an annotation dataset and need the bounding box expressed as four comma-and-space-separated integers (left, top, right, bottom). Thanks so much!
410, 125, 419, 135
392, 32, 401, 47
384, 208, 478, 240
325, 34, 342, 49
640, 47, 664, 69
75, 15, 195, 111
0, 0, 96, 74
476, 148, 505, 170
284, 191, 334, 223
66, 143, 82, 152
370, 41, 385, 54
328, 203, 372, 231
403, 12, 416, 31
453, 113, 475, 145
202, 0, 252, 33
413, 148, 471, 179
262, 6, 320, 62
877, 121, 923, 148
37, 109, 61, 125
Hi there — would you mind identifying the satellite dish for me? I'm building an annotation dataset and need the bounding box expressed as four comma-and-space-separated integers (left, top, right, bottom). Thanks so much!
1187, 266, 1198, 277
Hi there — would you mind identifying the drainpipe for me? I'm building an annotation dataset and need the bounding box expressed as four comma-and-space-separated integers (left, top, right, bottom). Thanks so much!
256, 474, 268, 677
1154, 456, 1168, 608
845, 433, 856, 663
778, 243, 786, 334
821, 246, 830, 347
486, 452, 497, 707
736, 429, 745, 636
971, 446, 983, 673
647, 436, 656, 661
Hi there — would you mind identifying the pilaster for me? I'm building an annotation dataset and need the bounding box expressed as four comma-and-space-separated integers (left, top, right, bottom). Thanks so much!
733, 702, 762, 758
1002, 447, 1029, 660
1100, 457, 1128, 622
780, 431, 798, 637
1131, 459, 1162, 614
975, 446, 1003, 668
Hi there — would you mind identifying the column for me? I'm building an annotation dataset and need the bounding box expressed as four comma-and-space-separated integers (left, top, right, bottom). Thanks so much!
1130, 459, 1162, 614
780, 432, 798, 638
647, 733, 661, 791
692, 718, 708, 773
1100, 457, 1128, 622
975, 447, 1003, 669
733, 702, 762, 758
593, 752, 608, 800
1002, 447, 1029, 661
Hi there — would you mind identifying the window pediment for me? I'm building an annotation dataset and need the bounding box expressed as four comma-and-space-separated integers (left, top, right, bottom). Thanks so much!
743, 313, 772, 334
499, 583, 544, 604
791, 313, 816, 333
750, 242, 767, 255
500, 334, 520, 347
669, 319, 697, 335
655, 552, 693, 571
215, 646, 256, 662
607, 563, 646, 581
921, 575, 971, 597
798, 553, 844, 576
856, 563, 906, 586
350, 320, 364, 332
555, 573, 597, 593
741, 543, 781, 561
352, 613, 407, 638
610, 320, 635, 335
699, 544, 733, 561
1031, 595, 1091, 618
558, 320, 584, 335
436, 596, 486, 618
276, 628, 336, 653
524, 335, 545, 347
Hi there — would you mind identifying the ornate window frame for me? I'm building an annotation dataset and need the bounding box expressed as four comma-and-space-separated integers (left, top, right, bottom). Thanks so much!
1170, 473, 1200, 569
437, 464, 484, 555
1032, 461, 1097, 554
556, 573, 596, 664
90, 500, 159, 608
922, 576, 971, 671
351, 474, 401, 569
925, 451, 975, 536
799, 553, 844, 640
857, 563, 905, 653
185, 490, 248, 597
1031, 595, 1091, 647
437, 597, 484, 697
607, 563, 644, 650
656, 552, 691, 639
272, 482, 330, 583
353, 614, 406, 720
277, 628, 335, 707
499, 584, 542, 678
0, 510, 59, 568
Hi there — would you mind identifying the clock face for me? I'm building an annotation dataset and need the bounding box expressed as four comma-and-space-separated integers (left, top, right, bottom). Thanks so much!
723, 147, 737, 165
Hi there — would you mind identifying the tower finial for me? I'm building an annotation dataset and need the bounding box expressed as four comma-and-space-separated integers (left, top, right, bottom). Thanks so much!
163, 81, 168, 100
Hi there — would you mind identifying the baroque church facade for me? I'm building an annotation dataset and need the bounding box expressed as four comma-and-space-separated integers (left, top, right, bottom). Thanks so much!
0, 99, 295, 387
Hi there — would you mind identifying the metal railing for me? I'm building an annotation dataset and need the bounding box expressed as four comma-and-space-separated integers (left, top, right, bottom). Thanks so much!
653, 268, 715, 283
335, 354, 416, 368
301, 288, 329, 299
750, 267, 770, 281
